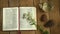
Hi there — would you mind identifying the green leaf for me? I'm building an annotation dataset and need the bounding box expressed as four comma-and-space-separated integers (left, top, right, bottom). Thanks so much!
39, 26, 44, 32
23, 13, 27, 19
30, 23, 35, 25
43, 30, 49, 34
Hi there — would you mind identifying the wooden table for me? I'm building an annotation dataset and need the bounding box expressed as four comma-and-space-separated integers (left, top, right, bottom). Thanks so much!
0, 0, 60, 34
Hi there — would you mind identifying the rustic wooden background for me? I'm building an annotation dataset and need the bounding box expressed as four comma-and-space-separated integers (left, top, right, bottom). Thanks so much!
0, 0, 60, 34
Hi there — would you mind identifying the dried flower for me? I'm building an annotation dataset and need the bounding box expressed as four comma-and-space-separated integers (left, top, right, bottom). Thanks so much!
40, 14, 47, 22
44, 20, 54, 28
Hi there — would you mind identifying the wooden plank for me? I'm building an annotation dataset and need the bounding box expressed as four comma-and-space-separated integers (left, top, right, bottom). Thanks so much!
49, 0, 60, 34
0, 0, 8, 8
0, 31, 9, 34
8, 0, 19, 7
0, 10, 2, 31
21, 31, 35, 34
0, 8, 3, 28
10, 31, 18, 34
59, 0, 60, 15
19, 0, 33, 7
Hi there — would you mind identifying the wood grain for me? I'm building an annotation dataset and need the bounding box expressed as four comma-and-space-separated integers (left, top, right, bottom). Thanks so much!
0, 31, 9, 34
19, 0, 34, 7
0, 0, 60, 34
8, 0, 19, 7
10, 31, 18, 34
49, 0, 60, 34
21, 31, 36, 34
0, 0, 8, 8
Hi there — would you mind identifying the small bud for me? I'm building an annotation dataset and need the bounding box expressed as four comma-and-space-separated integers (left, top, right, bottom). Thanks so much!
44, 20, 54, 28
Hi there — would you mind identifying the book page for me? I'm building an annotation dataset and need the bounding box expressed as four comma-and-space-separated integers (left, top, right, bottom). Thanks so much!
3, 7, 18, 31
20, 7, 37, 30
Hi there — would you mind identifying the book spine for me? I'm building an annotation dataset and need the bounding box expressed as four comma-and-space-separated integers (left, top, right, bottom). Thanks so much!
18, 7, 21, 34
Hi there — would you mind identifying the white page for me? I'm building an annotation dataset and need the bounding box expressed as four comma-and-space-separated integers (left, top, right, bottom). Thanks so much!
20, 7, 37, 30
3, 7, 18, 31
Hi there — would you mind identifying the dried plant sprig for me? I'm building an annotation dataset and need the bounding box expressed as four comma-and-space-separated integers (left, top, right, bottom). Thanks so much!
23, 12, 49, 34
23, 12, 36, 25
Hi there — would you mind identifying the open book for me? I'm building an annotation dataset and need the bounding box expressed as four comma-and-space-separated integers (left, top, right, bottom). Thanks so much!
3, 7, 37, 31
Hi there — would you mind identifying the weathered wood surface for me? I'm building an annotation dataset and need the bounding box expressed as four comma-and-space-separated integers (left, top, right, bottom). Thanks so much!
0, 0, 60, 34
